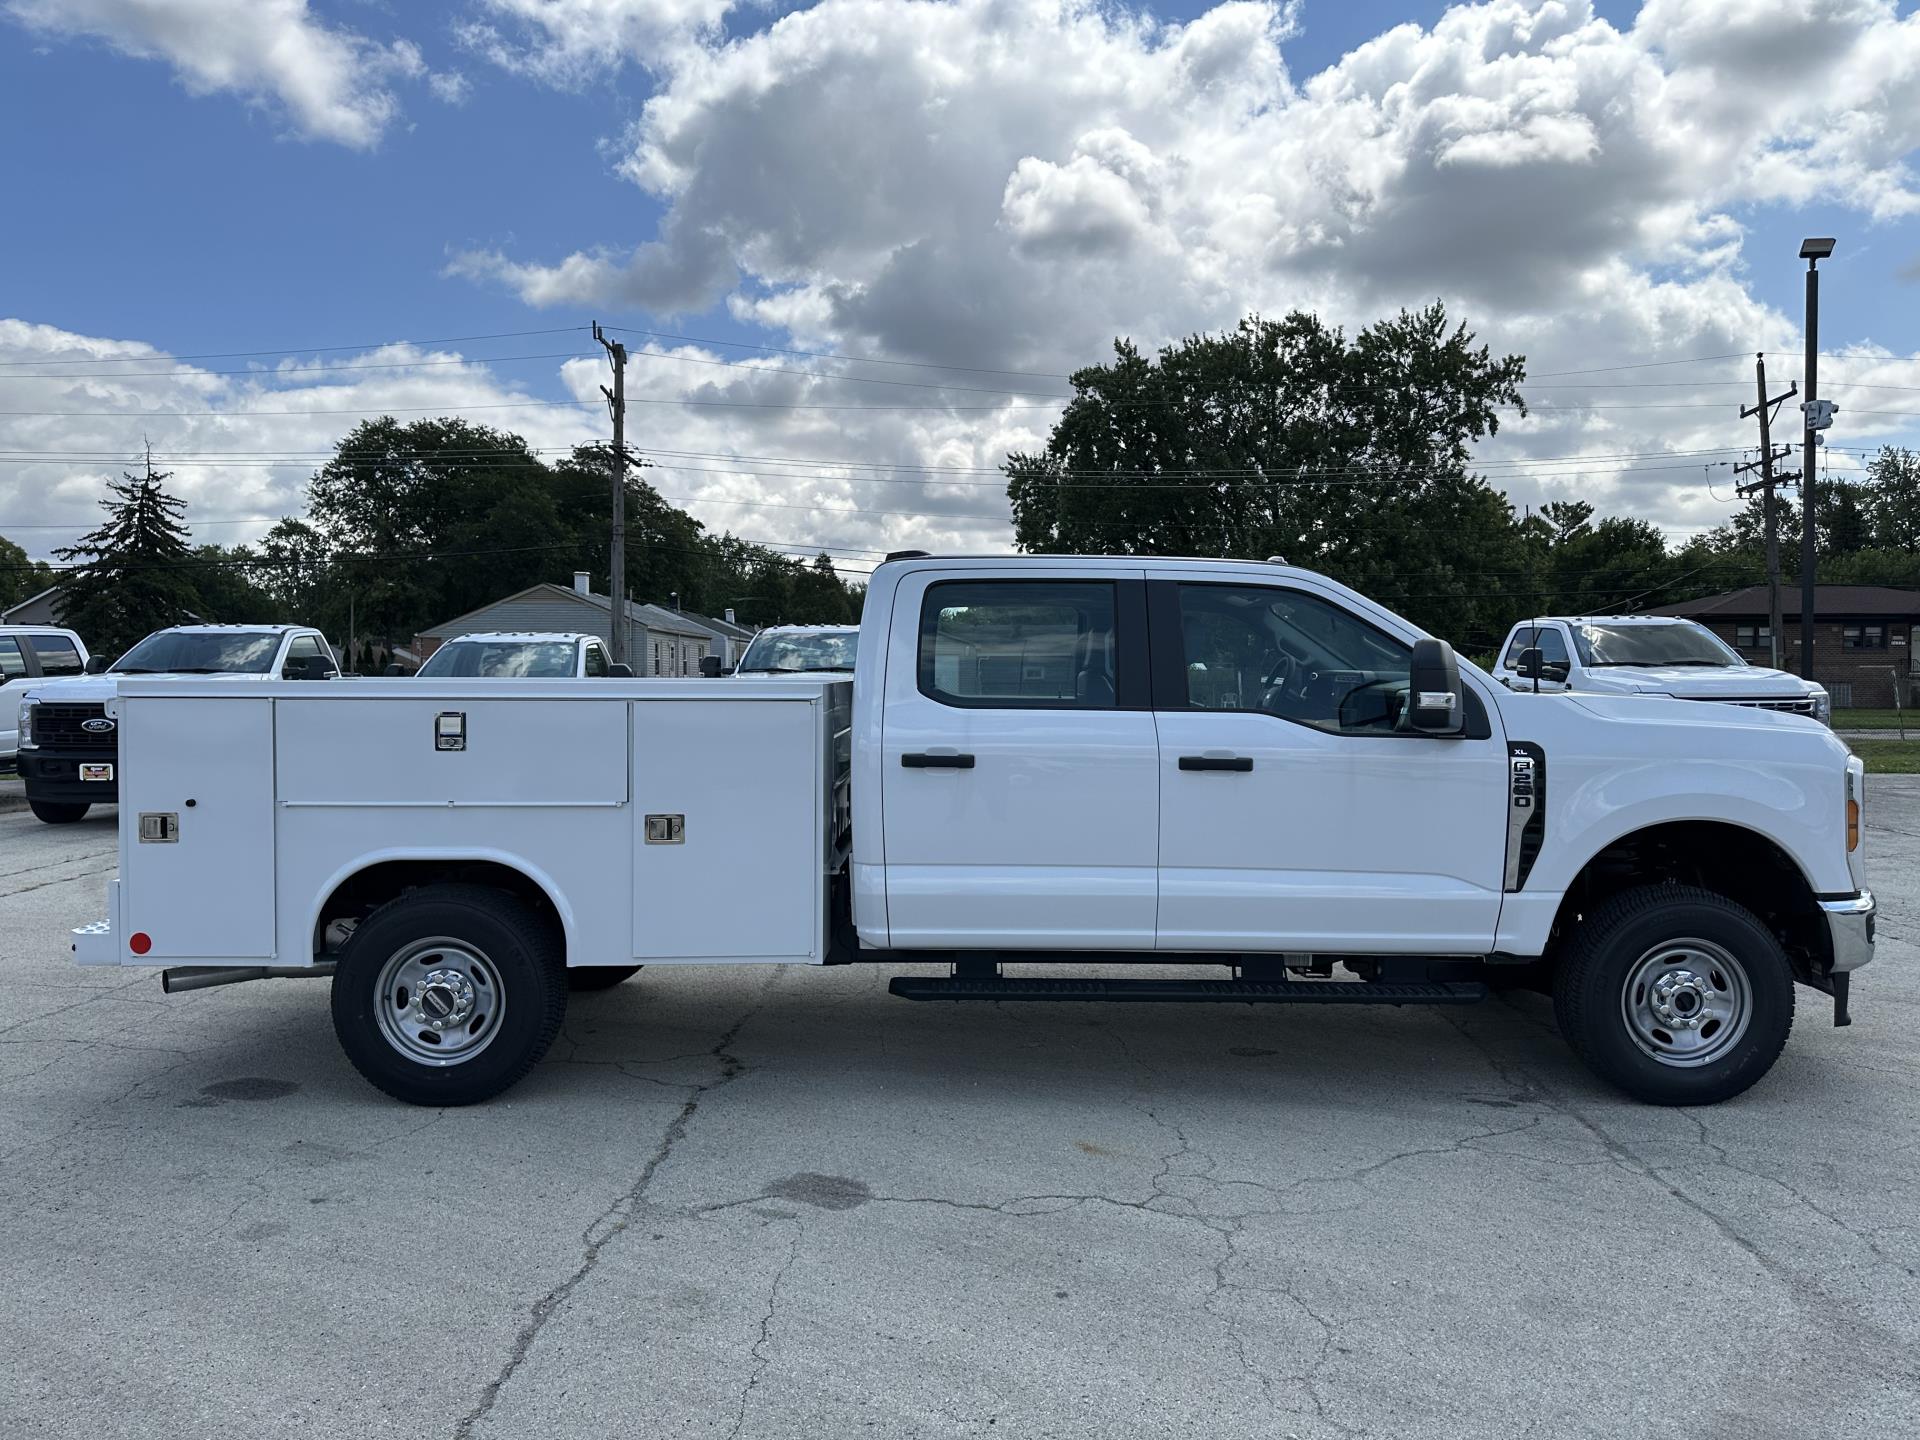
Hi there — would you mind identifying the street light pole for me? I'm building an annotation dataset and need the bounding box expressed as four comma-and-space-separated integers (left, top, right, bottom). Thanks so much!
1798, 237, 1834, 686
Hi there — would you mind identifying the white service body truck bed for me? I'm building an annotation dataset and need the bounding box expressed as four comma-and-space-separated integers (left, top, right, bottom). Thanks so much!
79, 677, 851, 971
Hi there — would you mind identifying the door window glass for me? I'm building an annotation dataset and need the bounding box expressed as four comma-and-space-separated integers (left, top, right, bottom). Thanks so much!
584, 643, 608, 677
919, 581, 1118, 709
1175, 585, 1412, 734
288, 635, 323, 661
26, 634, 84, 676
1501, 626, 1570, 670
0, 638, 25, 679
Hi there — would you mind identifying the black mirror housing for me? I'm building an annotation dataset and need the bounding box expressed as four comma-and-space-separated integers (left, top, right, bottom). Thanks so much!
698, 656, 722, 678
1514, 646, 1543, 679
83, 654, 110, 675
1408, 638, 1465, 735
607, 662, 635, 678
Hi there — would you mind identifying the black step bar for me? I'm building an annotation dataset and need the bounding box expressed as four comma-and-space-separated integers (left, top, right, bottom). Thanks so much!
889, 975, 1486, 1005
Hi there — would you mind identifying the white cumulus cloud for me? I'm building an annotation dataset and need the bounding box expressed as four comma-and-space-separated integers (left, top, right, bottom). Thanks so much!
4, 0, 440, 147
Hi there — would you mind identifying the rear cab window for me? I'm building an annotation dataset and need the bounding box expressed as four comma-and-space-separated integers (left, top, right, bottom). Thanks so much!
918, 580, 1122, 709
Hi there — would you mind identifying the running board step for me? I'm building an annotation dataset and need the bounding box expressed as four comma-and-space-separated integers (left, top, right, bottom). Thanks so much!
888, 976, 1487, 1005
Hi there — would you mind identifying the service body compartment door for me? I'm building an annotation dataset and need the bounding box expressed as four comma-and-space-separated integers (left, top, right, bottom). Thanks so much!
119, 696, 276, 959
632, 698, 823, 962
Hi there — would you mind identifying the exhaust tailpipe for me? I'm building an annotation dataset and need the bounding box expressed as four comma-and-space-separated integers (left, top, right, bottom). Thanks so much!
160, 963, 336, 994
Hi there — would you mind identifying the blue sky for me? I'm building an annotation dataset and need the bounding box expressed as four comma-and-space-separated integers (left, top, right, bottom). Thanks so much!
2, 0, 1918, 564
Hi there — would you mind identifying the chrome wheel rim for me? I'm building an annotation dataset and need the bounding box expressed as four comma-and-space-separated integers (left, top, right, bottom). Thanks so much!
1620, 938, 1752, 1068
374, 938, 506, 1066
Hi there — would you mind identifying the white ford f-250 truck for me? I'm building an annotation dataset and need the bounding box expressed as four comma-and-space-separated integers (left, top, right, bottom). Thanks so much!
71, 555, 1875, 1109
1490, 615, 1831, 722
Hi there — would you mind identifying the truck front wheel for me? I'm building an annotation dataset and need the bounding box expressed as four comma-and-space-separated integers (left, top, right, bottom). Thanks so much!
30, 799, 90, 824
331, 884, 567, 1106
1554, 885, 1794, 1106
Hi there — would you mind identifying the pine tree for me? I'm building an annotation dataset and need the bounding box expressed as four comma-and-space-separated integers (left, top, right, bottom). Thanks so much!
53, 450, 202, 658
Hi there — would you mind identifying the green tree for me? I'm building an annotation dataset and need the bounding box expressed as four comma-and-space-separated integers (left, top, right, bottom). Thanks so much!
1865, 448, 1920, 551
0, 533, 54, 610
1005, 306, 1528, 639
52, 457, 202, 656
188, 543, 282, 622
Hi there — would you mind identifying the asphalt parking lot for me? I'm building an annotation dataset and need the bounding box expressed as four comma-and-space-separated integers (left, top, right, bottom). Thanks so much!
2, 788, 1917, 1439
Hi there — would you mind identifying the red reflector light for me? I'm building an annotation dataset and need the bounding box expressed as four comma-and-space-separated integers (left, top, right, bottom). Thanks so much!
129, 932, 152, 956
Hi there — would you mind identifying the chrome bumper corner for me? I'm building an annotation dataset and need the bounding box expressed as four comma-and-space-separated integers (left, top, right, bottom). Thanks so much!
1821, 891, 1876, 973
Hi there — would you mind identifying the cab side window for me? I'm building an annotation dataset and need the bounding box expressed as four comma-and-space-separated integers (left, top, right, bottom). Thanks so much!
27, 634, 84, 677
584, 643, 609, 677
1174, 584, 1412, 734
0, 637, 27, 679
1502, 627, 1569, 670
919, 581, 1118, 709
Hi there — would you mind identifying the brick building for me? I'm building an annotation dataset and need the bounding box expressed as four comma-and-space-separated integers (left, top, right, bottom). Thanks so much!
1648, 584, 1920, 708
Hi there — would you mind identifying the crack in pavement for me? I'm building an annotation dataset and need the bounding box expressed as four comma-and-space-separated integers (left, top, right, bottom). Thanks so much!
727, 1218, 803, 1440
449, 971, 781, 1440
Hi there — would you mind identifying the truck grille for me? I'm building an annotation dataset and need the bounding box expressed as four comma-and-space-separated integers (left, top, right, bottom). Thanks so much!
1687, 696, 1819, 717
32, 703, 118, 752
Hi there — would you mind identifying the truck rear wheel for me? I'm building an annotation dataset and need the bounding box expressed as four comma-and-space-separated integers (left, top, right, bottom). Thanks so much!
1553, 885, 1794, 1106
30, 799, 90, 824
330, 884, 567, 1106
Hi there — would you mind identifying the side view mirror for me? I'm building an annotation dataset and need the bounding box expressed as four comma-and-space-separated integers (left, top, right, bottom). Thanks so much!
283, 656, 338, 681
607, 662, 635, 678
83, 654, 110, 675
1408, 638, 1464, 735
698, 655, 722, 678
1513, 647, 1568, 684
382, 663, 408, 677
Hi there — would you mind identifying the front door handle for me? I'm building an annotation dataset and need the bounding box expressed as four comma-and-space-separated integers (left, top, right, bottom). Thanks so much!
1179, 755, 1253, 772
902, 752, 976, 769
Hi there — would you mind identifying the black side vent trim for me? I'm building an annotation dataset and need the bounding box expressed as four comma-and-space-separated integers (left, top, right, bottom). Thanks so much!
1505, 742, 1547, 892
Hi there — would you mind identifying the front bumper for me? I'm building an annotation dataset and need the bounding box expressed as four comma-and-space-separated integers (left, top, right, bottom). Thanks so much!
19, 748, 120, 804
1821, 891, 1876, 973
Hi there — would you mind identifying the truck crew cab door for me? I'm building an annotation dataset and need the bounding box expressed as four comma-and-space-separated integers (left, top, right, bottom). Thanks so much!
880, 567, 1158, 948
1150, 578, 1508, 954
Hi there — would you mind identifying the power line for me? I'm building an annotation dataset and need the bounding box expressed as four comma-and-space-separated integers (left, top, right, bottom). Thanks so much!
0, 351, 596, 381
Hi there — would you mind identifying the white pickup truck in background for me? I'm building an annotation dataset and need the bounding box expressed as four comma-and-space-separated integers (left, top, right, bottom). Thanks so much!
19, 624, 337, 824
72, 556, 1874, 1109
1491, 615, 1831, 722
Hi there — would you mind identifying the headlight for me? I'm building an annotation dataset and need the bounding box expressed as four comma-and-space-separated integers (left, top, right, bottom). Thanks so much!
1812, 688, 1832, 724
17, 700, 32, 749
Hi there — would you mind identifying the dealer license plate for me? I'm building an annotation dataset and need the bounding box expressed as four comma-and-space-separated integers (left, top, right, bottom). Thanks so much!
79, 763, 114, 782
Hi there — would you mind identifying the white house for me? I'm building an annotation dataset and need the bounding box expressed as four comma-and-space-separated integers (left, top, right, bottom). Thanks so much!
414, 574, 715, 676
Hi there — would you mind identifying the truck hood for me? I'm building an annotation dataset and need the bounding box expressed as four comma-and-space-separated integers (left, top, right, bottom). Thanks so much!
1562, 691, 1834, 736
1577, 664, 1814, 698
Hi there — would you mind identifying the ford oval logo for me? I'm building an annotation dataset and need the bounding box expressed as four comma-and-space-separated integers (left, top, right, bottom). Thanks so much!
81, 718, 116, 734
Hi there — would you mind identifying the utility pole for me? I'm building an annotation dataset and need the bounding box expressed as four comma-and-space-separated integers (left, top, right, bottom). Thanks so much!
593, 322, 629, 668
1798, 238, 1836, 684
1735, 353, 1797, 669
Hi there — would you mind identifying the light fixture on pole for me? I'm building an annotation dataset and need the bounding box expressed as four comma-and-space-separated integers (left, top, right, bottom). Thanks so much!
1797, 237, 1835, 688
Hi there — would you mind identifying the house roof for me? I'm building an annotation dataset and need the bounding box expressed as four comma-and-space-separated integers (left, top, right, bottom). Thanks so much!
1648, 584, 1920, 620
674, 607, 755, 641
0, 584, 62, 623
418, 582, 714, 640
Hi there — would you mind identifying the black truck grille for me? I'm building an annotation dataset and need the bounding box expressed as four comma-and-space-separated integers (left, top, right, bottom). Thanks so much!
33, 703, 117, 752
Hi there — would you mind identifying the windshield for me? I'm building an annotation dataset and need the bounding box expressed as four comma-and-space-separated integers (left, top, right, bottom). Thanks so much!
737, 630, 858, 673
114, 630, 283, 674
1572, 621, 1742, 668
417, 641, 579, 678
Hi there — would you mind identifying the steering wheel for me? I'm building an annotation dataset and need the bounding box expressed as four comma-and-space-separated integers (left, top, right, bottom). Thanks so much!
1257, 652, 1297, 712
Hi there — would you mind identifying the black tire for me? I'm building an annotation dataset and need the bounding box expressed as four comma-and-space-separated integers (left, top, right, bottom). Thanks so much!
567, 964, 643, 991
1553, 884, 1794, 1106
30, 799, 90, 824
330, 884, 567, 1106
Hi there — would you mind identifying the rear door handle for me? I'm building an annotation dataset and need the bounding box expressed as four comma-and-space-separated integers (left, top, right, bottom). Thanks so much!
1179, 755, 1253, 772
902, 752, 976, 769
